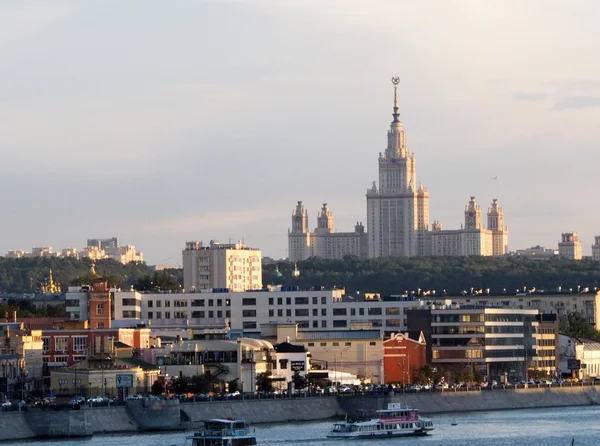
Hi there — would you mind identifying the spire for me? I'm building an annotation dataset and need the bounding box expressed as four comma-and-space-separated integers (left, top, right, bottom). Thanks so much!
391, 75, 400, 123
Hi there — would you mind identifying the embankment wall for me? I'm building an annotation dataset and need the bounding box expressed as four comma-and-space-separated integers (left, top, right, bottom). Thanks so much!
2, 386, 600, 442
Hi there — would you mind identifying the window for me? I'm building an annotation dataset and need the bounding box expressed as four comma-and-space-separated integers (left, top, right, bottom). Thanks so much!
277, 297, 283, 305
312, 297, 318, 305
242, 298, 257, 306
321, 309, 327, 316
269, 298, 274, 305
386, 307, 400, 315
156, 311, 162, 319
269, 310, 274, 317
345, 342, 351, 346
174, 311, 187, 319
332, 342, 340, 346
55, 355, 68, 363
226, 310, 231, 318
351, 308, 356, 316
148, 311, 154, 319
174, 300, 188, 308
297, 321, 309, 328
295, 309, 309, 317
333, 308, 347, 316
321, 320, 327, 328
277, 309, 283, 317
226, 299, 231, 307
209, 311, 214, 318
387, 319, 402, 327
73, 336, 87, 352
279, 359, 288, 370
359, 308, 364, 316
308, 343, 315, 347
368, 308, 382, 316
295, 297, 309, 305
320, 342, 326, 346
192, 311, 205, 318
286, 309, 292, 317
42, 337, 49, 353
165, 301, 171, 308
165, 312, 171, 319
286, 297, 291, 305
156, 301, 162, 308
122, 299, 137, 306
243, 321, 257, 329
55, 337, 68, 352
243, 310, 257, 317
217, 310, 222, 318
209, 299, 214, 307
313, 309, 318, 317
321, 296, 326, 304
217, 299, 222, 306
96, 304, 104, 315
148, 301, 153, 308
313, 321, 318, 328
333, 320, 347, 327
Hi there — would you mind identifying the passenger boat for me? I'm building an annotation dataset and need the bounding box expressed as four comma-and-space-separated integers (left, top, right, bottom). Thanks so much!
327, 403, 434, 439
186, 418, 257, 446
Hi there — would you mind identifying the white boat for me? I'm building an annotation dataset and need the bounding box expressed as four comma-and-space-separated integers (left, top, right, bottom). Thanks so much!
186, 418, 257, 446
327, 403, 434, 440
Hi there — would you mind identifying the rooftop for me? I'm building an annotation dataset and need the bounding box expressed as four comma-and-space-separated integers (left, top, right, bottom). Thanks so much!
297, 330, 381, 341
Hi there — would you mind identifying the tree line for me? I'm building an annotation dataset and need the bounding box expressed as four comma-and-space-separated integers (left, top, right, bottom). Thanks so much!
263, 256, 600, 296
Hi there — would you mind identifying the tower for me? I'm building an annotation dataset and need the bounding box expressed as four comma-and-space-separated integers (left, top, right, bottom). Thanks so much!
558, 232, 582, 260
488, 199, 508, 255
288, 201, 312, 262
315, 203, 334, 234
464, 197, 482, 230
366, 76, 430, 258
592, 236, 600, 261
88, 265, 111, 329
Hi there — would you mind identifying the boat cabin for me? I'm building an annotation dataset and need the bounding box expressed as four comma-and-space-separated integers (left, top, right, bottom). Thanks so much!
188, 419, 257, 446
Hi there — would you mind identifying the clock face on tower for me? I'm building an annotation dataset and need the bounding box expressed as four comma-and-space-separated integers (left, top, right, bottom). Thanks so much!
468, 211, 475, 217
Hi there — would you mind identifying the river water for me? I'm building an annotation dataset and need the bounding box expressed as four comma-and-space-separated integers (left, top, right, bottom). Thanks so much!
7, 405, 598, 445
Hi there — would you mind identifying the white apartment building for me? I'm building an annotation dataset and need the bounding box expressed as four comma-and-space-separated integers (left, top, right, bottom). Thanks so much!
288, 202, 367, 262
182, 240, 262, 292
558, 232, 583, 260
105, 245, 143, 263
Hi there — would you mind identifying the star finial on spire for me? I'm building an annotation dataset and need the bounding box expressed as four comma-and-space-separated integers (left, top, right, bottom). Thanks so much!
391, 75, 400, 122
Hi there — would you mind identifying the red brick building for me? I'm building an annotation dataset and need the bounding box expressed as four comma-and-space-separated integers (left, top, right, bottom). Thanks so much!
383, 331, 427, 385
88, 277, 111, 329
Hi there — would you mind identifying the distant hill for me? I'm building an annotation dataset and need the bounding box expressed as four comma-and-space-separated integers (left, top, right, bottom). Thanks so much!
262, 256, 600, 296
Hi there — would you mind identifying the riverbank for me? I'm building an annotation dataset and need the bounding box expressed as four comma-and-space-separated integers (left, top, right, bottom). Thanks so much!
2, 386, 600, 442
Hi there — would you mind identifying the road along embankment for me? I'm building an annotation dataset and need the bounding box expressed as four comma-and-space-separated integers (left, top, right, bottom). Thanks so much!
2, 386, 600, 443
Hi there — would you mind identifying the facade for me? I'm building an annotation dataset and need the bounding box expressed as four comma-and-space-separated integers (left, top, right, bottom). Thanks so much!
559, 335, 600, 380
288, 202, 367, 261
511, 245, 559, 259
88, 277, 111, 329
271, 341, 309, 388
182, 240, 262, 292
261, 323, 384, 384
427, 307, 556, 381
87, 237, 119, 250
104, 245, 143, 263
427, 197, 507, 256
558, 232, 583, 260
592, 236, 600, 261
383, 332, 426, 385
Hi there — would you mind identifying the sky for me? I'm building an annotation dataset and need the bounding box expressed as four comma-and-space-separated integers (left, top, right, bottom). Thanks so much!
2, 0, 600, 265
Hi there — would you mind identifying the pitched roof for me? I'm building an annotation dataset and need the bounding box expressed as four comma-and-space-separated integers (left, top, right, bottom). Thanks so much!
274, 342, 306, 353
118, 357, 160, 371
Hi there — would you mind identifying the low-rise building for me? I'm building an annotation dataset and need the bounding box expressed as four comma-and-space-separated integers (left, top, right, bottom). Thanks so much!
383, 331, 426, 385
559, 334, 600, 380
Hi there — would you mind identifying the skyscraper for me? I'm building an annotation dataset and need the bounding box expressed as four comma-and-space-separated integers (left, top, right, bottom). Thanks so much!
366, 77, 429, 258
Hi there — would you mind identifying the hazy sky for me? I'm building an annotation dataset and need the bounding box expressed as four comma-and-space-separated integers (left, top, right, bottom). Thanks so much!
2, 0, 600, 265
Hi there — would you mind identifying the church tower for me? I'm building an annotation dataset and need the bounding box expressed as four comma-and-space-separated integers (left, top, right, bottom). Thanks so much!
366, 77, 430, 258
464, 197, 482, 230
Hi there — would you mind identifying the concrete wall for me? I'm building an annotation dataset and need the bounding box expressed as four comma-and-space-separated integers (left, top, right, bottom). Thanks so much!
2, 386, 600, 442
180, 397, 344, 425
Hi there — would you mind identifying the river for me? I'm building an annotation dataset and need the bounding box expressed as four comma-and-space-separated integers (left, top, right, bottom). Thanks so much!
6, 405, 597, 445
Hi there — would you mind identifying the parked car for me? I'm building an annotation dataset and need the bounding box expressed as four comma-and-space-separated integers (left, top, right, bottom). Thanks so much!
68, 396, 85, 405
88, 396, 105, 404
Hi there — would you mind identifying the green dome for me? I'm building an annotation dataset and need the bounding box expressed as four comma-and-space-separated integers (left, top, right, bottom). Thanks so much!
272, 266, 283, 278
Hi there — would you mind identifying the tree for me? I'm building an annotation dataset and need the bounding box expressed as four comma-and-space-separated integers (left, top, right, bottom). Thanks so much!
170, 377, 189, 394
255, 372, 273, 392
413, 364, 441, 386
291, 371, 307, 390
151, 381, 164, 396
227, 378, 240, 393
561, 311, 600, 341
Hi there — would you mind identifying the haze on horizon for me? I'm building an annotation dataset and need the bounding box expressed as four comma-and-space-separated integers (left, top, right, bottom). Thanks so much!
2, 0, 600, 265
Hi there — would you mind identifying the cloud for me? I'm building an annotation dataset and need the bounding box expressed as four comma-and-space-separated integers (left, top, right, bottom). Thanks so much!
553, 96, 600, 110
512, 91, 547, 102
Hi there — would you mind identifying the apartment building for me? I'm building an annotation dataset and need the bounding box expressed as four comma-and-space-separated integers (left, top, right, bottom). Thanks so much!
182, 240, 262, 292
558, 232, 583, 260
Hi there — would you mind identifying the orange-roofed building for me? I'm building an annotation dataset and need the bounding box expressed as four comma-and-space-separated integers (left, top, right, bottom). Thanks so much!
383, 331, 426, 385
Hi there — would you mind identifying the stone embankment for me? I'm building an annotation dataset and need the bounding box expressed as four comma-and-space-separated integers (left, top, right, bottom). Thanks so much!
2, 386, 600, 442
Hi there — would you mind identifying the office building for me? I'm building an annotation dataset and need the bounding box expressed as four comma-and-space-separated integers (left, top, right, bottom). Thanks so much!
182, 240, 262, 292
